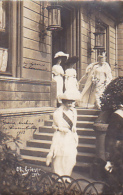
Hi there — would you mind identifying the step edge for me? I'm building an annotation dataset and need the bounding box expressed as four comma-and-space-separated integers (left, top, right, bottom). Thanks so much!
21, 155, 46, 161
77, 115, 98, 117
77, 152, 96, 157
20, 147, 50, 152
27, 140, 52, 143
78, 143, 96, 148
78, 135, 96, 139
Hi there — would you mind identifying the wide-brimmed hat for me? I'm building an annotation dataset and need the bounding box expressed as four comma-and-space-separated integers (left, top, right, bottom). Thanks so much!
59, 90, 80, 101
54, 51, 69, 59
65, 56, 79, 66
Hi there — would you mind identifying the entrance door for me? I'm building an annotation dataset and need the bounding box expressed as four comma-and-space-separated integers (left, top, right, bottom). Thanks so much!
52, 5, 79, 72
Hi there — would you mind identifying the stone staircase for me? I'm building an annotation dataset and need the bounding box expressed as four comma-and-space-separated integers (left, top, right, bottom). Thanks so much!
20, 108, 100, 173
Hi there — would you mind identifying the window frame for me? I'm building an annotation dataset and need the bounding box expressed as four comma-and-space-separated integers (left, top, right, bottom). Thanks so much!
95, 18, 109, 61
0, 1, 23, 77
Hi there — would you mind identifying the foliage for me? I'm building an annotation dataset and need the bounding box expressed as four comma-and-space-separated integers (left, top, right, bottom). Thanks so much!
0, 126, 116, 194
0, 130, 24, 194
101, 76, 123, 111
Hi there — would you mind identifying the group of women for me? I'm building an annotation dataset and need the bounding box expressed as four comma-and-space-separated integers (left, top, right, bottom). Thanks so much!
52, 51, 80, 106
46, 51, 113, 183
52, 51, 112, 109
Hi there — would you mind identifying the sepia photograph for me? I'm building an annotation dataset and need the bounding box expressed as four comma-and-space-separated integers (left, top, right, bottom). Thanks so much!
0, 0, 123, 194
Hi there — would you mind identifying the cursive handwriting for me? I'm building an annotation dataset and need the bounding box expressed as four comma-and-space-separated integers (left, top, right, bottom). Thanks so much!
1, 120, 37, 136
2, 120, 16, 125
23, 62, 48, 71
19, 120, 33, 125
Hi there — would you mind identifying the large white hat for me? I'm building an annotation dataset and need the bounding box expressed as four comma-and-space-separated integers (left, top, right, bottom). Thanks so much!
59, 90, 80, 101
54, 51, 69, 59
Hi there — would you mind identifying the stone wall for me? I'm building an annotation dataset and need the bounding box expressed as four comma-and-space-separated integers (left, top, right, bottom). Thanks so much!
117, 23, 123, 76
23, 1, 52, 81
0, 108, 54, 153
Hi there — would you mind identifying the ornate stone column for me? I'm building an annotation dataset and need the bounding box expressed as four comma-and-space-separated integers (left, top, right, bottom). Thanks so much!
93, 110, 112, 160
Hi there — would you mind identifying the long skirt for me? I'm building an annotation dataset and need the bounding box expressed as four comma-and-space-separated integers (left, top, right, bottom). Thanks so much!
53, 75, 63, 103
47, 131, 78, 176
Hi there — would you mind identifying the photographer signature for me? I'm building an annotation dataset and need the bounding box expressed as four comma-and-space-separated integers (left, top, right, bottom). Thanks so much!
16, 166, 41, 177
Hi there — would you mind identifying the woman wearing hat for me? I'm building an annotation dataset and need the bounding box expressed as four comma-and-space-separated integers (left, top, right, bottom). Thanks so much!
52, 51, 69, 105
64, 56, 80, 97
46, 91, 79, 182
79, 53, 112, 109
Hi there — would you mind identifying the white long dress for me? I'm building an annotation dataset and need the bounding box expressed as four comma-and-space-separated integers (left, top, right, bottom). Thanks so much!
65, 68, 80, 98
52, 65, 64, 103
79, 62, 112, 109
46, 105, 78, 177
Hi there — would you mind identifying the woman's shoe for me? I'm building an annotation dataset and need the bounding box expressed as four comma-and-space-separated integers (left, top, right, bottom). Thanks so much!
65, 178, 71, 183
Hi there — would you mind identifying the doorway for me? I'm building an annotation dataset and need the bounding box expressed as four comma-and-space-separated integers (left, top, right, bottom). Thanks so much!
52, 5, 78, 72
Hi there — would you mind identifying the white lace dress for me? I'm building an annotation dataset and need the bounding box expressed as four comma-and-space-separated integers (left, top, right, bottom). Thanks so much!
52, 64, 64, 103
79, 62, 112, 109
46, 105, 78, 176
65, 68, 80, 97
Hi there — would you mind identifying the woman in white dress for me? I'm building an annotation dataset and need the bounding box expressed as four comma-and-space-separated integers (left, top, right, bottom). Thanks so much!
46, 91, 79, 182
52, 51, 69, 105
64, 56, 80, 99
79, 54, 112, 109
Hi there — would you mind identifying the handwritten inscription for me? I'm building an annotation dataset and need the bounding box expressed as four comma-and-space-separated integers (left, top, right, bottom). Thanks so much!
1, 119, 37, 136
16, 166, 41, 177
23, 62, 48, 71
2, 120, 33, 125
2, 121, 16, 125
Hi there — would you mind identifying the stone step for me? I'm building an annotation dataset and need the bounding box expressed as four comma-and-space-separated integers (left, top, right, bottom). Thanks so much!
21, 154, 93, 173
77, 152, 95, 163
39, 126, 54, 133
78, 135, 96, 144
44, 120, 94, 128
49, 108, 100, 117
77, 143, 96, 153
20, 147, 95, 163
33, 132, 53, 141
27, 140, 52, 149
26, 139, 96, 154
33, 132, 96, 144
39, 126, 95, 136
77, 121, 94, 128
21, 155, 46, 166
74, 161, 92, 173
44, 120, 53, 126
77, 115, 98, 121
49, 114, 98, 121
20, 147, 49, 158
77, 128, 95, 136
76, 108, 100, 115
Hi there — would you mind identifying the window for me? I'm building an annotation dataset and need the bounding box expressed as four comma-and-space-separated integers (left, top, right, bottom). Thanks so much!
95, 18, 109, 61
0, 1, 22, 77
0, 1, 9, 74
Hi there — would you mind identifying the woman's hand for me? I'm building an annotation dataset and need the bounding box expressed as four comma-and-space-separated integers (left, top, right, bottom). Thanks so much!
72, 126, 76, 133
59, 127, 69, 133
105, 161, 113, 172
